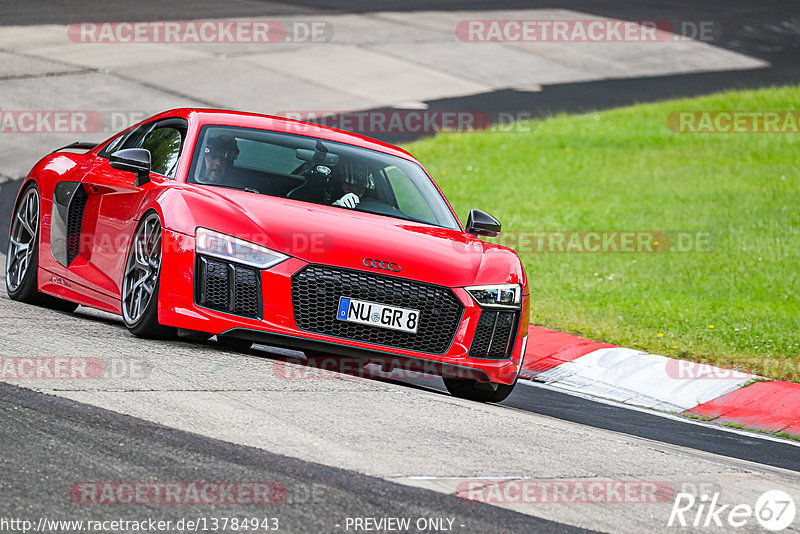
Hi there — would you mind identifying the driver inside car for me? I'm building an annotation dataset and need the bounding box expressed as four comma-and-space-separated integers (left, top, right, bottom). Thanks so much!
197, 134, 239, 184
329, 160, 372, 209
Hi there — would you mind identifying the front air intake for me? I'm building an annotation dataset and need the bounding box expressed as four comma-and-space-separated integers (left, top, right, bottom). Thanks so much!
468, 310, 519, 359
196, 255, 261, 319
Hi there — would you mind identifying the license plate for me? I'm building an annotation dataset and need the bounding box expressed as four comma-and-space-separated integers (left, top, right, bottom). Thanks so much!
337, 297, 420, 334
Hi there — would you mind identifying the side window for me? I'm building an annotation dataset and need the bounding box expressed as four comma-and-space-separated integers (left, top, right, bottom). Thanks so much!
140, 127, 183, 177
385, 166, 436, 222
98, 122, 150, 158
100, 119, 186, 178
98, 133, 125, 157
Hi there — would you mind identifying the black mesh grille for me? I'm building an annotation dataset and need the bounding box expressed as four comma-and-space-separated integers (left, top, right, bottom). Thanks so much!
202, 257, 231, 310
489, 311, 516, 357
66, 186, 88, 264
291, 265, 463, 354
196, 255, 261, 319
468, 311, 496, 357
233, 265, 260, 317
468, 310, 519, 360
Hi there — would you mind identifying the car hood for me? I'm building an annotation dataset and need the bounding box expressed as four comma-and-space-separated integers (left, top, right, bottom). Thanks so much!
163, 185, 526, 289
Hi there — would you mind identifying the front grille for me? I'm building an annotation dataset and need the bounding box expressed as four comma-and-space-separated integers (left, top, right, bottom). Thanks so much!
291, 265, 463, 354
468, 310, 519, 359
66, 186, 88, 265
196, 255, 261, 319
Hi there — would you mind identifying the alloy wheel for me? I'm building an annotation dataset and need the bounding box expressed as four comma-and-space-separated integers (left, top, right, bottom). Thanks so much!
121, 213, 162, 325
6, 187, 39, 292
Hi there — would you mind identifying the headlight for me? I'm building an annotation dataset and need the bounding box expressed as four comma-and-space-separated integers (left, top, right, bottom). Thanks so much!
195, 228, 288, 269
465, 284, 522, 309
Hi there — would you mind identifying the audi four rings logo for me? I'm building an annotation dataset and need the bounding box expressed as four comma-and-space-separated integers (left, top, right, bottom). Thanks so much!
363, 259, 401, 272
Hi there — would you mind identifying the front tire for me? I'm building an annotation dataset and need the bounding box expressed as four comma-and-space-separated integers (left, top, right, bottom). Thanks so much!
6, 183, 78, 312
121, 211, 174, 339
443, 378, 517, 403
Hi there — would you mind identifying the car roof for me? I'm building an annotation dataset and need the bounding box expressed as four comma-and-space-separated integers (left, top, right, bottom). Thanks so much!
151, 108, 421, 164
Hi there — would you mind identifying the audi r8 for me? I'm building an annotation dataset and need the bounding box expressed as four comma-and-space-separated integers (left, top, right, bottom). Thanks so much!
5, 109, 529, 402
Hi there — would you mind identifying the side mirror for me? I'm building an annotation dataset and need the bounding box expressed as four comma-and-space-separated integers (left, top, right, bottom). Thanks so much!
466, 209, 501, 237
110, 148, 151, 186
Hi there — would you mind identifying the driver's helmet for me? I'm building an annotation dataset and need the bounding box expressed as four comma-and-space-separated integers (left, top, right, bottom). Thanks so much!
204, 134, 239, 161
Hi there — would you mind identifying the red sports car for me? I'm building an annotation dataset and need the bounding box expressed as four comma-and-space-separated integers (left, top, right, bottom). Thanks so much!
5, 109, 529, 402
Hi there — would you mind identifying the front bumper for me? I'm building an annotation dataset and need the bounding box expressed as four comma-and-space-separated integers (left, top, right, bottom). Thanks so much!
158, 229, 529, 385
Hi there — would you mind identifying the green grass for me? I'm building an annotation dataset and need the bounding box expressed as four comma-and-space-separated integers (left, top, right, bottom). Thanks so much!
404, 85, 800, 382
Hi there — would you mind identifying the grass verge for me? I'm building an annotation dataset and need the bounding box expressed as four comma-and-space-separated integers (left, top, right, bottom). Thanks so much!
405, 85, 800, 381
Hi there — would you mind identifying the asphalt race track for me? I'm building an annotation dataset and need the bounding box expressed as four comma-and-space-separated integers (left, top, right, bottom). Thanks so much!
1, 288, 798, 533
1, 2, 799, 533
0, 382, 589, 534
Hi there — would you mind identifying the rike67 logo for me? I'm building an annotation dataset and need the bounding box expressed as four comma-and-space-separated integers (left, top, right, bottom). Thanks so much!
668, 490, 796, 531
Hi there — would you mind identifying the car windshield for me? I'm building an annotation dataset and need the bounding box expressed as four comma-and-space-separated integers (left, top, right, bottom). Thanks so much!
187, 125, 459, 230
